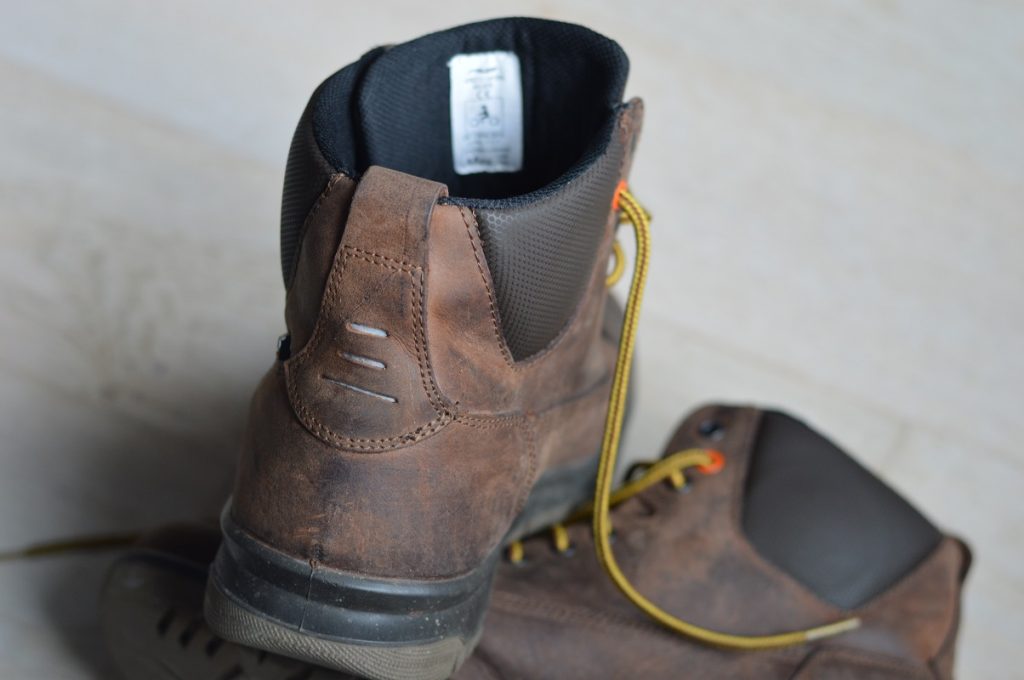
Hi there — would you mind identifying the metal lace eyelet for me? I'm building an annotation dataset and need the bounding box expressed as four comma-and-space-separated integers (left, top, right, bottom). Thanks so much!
698, 419, 725, 441
696, 450, 726, 475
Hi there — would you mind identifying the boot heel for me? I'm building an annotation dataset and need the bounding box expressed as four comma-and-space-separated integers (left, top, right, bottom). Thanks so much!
206, 511, 493, 680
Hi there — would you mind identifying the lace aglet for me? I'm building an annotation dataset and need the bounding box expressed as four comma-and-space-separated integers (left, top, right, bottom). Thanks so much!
803, 616, 861, 642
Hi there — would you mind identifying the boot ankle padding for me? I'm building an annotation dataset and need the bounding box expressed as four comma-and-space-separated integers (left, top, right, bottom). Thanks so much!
742, 411, 942, 609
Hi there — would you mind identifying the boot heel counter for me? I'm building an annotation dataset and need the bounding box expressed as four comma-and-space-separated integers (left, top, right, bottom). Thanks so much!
284, 244, 452, 446
230, 366, 532, 579
229, 365, 320, 560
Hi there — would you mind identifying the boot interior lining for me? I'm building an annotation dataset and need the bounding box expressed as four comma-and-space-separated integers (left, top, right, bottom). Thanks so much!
310, 17, 629, 202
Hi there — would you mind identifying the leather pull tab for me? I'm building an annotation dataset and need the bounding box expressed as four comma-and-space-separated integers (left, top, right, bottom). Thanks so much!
284, 166, 451, 450
341, 166, 447, 268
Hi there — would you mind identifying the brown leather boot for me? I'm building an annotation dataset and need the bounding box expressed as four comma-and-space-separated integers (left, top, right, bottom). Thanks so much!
204, 17, 642, 680
459, 405, 971, 680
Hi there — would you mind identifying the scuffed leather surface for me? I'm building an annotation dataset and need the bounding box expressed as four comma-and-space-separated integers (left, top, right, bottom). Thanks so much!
472, 104, 630, 360
284, 173, 356, 352
231, 367, 532, 579
457, 406, 969, 679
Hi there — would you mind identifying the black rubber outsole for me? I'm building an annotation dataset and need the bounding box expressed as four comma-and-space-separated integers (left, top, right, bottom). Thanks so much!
205, 449, 601, 680
207, 512, 495, 680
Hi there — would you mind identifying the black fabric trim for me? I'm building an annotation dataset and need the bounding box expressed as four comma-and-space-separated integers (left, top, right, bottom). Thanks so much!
742, 411, 942, 610
279, 47, 383, 284
470, 105, 627, 359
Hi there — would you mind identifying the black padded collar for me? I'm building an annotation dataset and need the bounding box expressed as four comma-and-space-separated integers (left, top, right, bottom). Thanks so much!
309, 17, 628, 202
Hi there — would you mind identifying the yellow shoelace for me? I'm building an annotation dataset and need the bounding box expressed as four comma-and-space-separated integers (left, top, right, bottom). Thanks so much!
507, 447, 723, 562
587, 186, 860, 648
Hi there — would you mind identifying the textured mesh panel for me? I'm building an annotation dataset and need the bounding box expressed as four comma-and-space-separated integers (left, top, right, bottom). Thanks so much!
280, 48, 384, 285
471, 120, 625, 360
280, 100, 333, 285
311, 46, 387, 178
742, 411, 942, 609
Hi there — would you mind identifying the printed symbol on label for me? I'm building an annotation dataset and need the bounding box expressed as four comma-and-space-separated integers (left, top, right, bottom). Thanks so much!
449, 51, 523, 175
467, 99, 503, 129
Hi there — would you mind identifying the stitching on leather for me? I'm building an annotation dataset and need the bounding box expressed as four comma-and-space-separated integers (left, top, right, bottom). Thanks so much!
292, 394, 452, 449
452, 414, 535, 518
452, 368, 610, 433
457, 413, 524, 430
513, 415, 540, 516
410, 266, 449, 411
532, 370, 612, 423
342, 244, 419, 273
457, 206, 516, 367
287, 245, 451, 451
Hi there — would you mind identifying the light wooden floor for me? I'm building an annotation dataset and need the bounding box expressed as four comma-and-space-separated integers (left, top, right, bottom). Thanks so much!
1, 2, 1021, 677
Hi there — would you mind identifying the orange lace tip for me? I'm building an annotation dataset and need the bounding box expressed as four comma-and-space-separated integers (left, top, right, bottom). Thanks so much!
697, 450, 725, 475
612, 180, 628, 211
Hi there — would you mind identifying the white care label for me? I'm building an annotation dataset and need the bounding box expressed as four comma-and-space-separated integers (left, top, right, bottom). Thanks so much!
448, 51, 523, 175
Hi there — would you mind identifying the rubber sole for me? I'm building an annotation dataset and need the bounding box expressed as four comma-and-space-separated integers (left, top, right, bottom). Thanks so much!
205, 582, 480, 680
206, 451, 602, 680
207, 511, 495, 680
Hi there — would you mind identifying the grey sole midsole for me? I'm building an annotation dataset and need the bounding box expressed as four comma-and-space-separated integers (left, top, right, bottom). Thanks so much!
205, 579, 479, 680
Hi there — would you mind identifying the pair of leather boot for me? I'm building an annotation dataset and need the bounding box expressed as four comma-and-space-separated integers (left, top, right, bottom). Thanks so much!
101, 17, 969, 680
